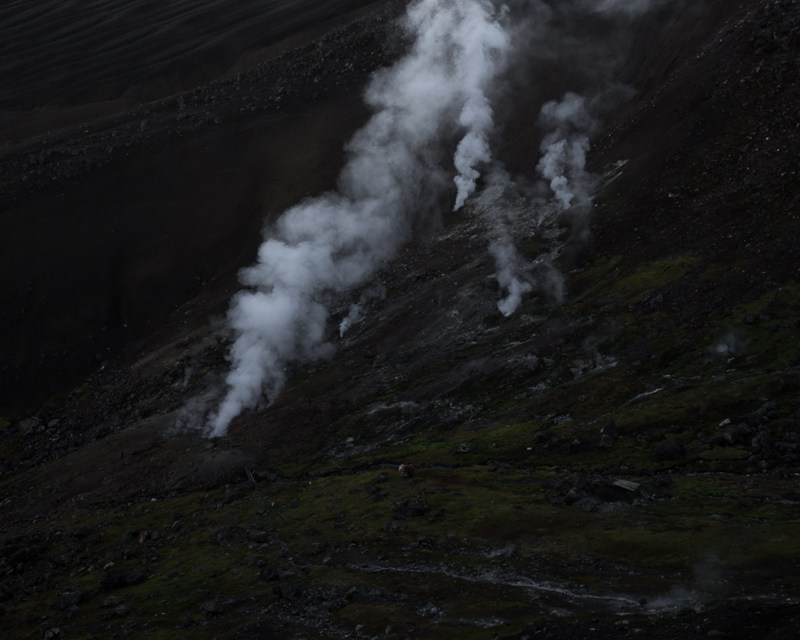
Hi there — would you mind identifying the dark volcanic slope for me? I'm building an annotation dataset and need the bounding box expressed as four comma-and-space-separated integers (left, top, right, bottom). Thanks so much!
0, 0, 380, 111
1, 1, 800, 639
0, 1, 401, 412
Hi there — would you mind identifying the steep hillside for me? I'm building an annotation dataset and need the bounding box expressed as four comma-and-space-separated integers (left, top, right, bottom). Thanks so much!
1, 0, 799, 638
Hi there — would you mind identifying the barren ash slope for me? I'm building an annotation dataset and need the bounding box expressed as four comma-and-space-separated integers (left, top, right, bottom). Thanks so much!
1, 0, 800, 638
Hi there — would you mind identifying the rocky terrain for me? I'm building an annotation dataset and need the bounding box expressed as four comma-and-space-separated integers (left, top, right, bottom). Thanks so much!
1, 0, 800, 638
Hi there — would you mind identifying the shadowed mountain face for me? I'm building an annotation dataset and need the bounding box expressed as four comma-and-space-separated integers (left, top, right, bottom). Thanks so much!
0, 0, 383, 112
2, 0, 800, 638
0, 1, 400, 412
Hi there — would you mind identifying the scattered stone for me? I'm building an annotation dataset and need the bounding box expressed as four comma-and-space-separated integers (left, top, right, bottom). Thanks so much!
723, 423, 752, 445
202, 599, 228, 615
248, 529, 270, 544
19, 417, 41, 436
223, 485, 251, 504
415, 534, 434, 549
612, 479, 640, 492
752, 430, 775, 452
456, 443, 474, 454
382, 520, 401, 533
574, 496, 605, 512
253, 469, 279, 482
58, 588, 88, 610
214, 525, 245, 546
43, 629, 63, 640
102, 596, 124, 608
397, 463, 415, 478
600, 420, 619, 448
260, 568, 295, 582
654, 439, 685, 462
487, 460, 512, 473
125, 568, 148, 586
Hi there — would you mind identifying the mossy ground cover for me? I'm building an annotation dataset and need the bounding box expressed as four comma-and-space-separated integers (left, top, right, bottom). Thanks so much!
5, 414, 798, 638
4, 175, 800, 639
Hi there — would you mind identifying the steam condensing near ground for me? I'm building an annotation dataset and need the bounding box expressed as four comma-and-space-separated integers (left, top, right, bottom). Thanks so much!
203, 0, 675, 436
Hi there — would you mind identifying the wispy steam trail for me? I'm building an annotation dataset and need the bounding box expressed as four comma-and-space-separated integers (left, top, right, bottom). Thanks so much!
476, 172, 564, 318
537, 92, 598, 210
484, 0, 672, 316
452, 7, 511, 210
209, 0, 510, 436
474, 172, 535, 317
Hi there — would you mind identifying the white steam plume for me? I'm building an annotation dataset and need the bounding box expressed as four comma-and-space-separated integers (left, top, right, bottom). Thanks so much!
474, 171, 535, 317
452, 10, 511, 211
490, 234, 534, 316
588, 0, 671, 17
339, 304, 364, 337
476, 171, 566, 317
478, 0, 671, 317
536, 92, 598, 210
209, 0, 511, 437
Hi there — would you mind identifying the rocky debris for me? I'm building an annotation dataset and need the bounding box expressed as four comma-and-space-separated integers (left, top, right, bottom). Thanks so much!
273, 582, 301, 599
100, 568, 147, 592
214, 526, 247, 547
612, 479, 640, 493
101, 595, 124, 608
223, 484, 253, 505
0, 0, 799, 637
202, 597, 246, 615
712, 422, 753, 447
704, 401, 800, 469
599, 420, 619, 448
0, 534, 49, 576
710, 402, 800, 469
551, 475, 652, 511
260, 568, 296, 582
654, 439, 685, 462
487, 460, 513, 474
252, 469, 280, 483
500, 600, 800, 639
56, 588, 88, 610
397, 463, 415, 478
18, 417, 42, 436
248, 528, 270, 544
0, 3, 404, 210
